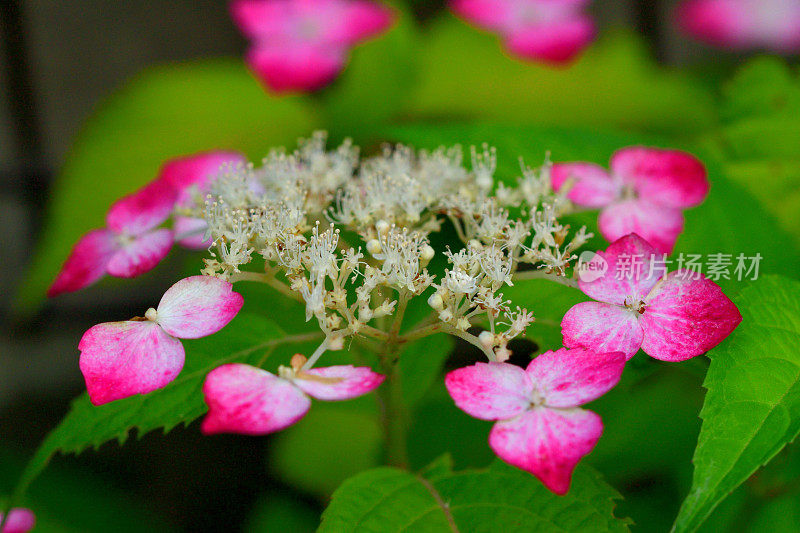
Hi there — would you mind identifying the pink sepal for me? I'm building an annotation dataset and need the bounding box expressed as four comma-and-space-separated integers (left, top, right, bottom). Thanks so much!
598, 199, 685, 255
247, 43, 346, 93
106, 229, 174, 278
294, 365, 385, 400
48, 228, 118, 297
160, 151, 246, 207
156, 276, 244, 339
551, 162, 616, 207
106, 178, 177, 235
174, 215, 212, 250
445, 362, 533, 420
562, 301, 644, 360
505, 16, 595, 64
0, 508, 35, 533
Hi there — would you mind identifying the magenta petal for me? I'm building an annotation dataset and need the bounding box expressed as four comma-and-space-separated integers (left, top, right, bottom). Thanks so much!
451, 0, 515, 31
294, 365, 385, 400
578, 234, 662, 305
106, 228, 174, 278
201, 364, 311, 435
0, 508, 35, 533
489, 407, 603, 495
551, 162, 617, 207
331, 0, 394, 44
526, 347, 626, 407
610, 147, 709, 209
156, 275, 244, 339
562, 301, 644, 360
106, 178, 178, 235
79, 321, 185, 405
445, 362, 533, 420
598, 199, 685, 254
676, 0, 750, 48
174, 215, 212, 250
48, 228, 118, 297
641, 271, 742, 362
160, 151, 246, 207
247, 42, 346, 94
505, 16, 595, 64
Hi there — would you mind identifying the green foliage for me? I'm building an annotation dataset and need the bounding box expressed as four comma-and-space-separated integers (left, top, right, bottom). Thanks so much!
398, 334, 454, 406
407, 17, 715, 134
14, 59, 318, 315
674, 276, 800, 532
246, 494, 319, 532
11, 314, 300, 498
714, 58, 800, 248
320, 458, 631, 532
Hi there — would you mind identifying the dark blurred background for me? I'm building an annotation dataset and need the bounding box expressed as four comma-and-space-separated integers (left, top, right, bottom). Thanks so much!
0, 1, 740, 531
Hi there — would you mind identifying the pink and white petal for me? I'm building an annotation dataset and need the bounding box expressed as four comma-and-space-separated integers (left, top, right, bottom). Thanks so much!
230, 0, 294, 39
676, 0, 751, 48
327, 0, 394, 45
577, 233, 661, 305
160, 151, 246, 207
505, 16, 596, 64
106, 228, 174, 278
640, 271, 742, 362
489, 407, 603, 495
526, 347, 626, 408
610, 147, 709, 208
0, 508, 35, 533
760, 5, 800, 52
48, 228, 118, 297
155, 275, 244, 339
551, 162, 617, 207
294, 365, 385, 400
246, 42, 346, 94
174, 215, 211, 250
598, 199, 685, 254
562, 302, 644, 360
201, 364, 311, 435
445, 362, 533, 421
451, 0, 516, 31
106, 178, 178, 235
79, 321, 184, 405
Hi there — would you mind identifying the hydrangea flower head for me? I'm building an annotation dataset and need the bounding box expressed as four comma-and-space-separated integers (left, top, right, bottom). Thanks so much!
552, 146, 709, 254
79, 276, 243, 405
0, 508, 35, 533
562, 233, 742, 361
231, 0, 395, 93
48, 179, 178, 296
451, 0, 596, 64
201, 355, 385, 435
677, 0, 800, 52
446, 347, 625, 494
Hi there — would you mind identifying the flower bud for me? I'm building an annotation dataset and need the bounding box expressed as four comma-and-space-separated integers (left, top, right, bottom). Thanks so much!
428, 293, 444, 310
366, 239, 382, 255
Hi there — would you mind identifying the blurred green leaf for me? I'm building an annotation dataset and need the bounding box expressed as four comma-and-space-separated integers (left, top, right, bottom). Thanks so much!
399, 334, 454, 407
11, 313, 316, 500
748, 492, 800, 532
406, 18, 715, 134
320, 0, 418, 144
269, 399, 382, 498
16, 59, 318, 315
320, 460, 631, 532
245, 494, 319, 532
674, 276, 800, 532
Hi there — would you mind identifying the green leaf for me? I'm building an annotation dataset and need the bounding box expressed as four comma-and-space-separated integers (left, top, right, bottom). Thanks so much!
407, 17, 715, 134
319, 460, 631, 532
399, 334, 454, 407
15, 59, 318, 315
11, 313, 313, 498
673, 275, 800, 532
246, 494, 320, 533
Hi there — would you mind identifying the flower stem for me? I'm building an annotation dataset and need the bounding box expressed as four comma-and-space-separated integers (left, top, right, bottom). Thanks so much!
512, 268, 579, 288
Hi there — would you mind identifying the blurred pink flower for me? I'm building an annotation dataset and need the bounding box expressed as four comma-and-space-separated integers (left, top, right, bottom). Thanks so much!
201, 359, 385, 435
445, 347, 625, 494
231, 0, 394, 93
451, 0, 596, 64
0, 508, 35, 533
79, 276, 243, 405
551, 146, 709, 254
677, 0, 800, 52
562, 233, 742, 362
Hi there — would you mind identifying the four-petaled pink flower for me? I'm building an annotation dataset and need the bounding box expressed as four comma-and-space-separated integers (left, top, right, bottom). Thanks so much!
446, 347, 625, 494
551, 146, 709, 254
451, 0, 596, 64
231, 0, 395, 93
161, 151, 246, 249
79, 276, 244, 405
562, 233, 742, 362
0, 508, 35, 533
677, 0, 800, 53
201, 355, 385, 435
48, 179, 178, 297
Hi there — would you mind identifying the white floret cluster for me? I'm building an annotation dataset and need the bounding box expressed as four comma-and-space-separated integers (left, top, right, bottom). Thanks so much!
196, 132, 591, 361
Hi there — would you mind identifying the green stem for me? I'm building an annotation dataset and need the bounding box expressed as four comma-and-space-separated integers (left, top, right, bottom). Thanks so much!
512, 268, 579, 288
